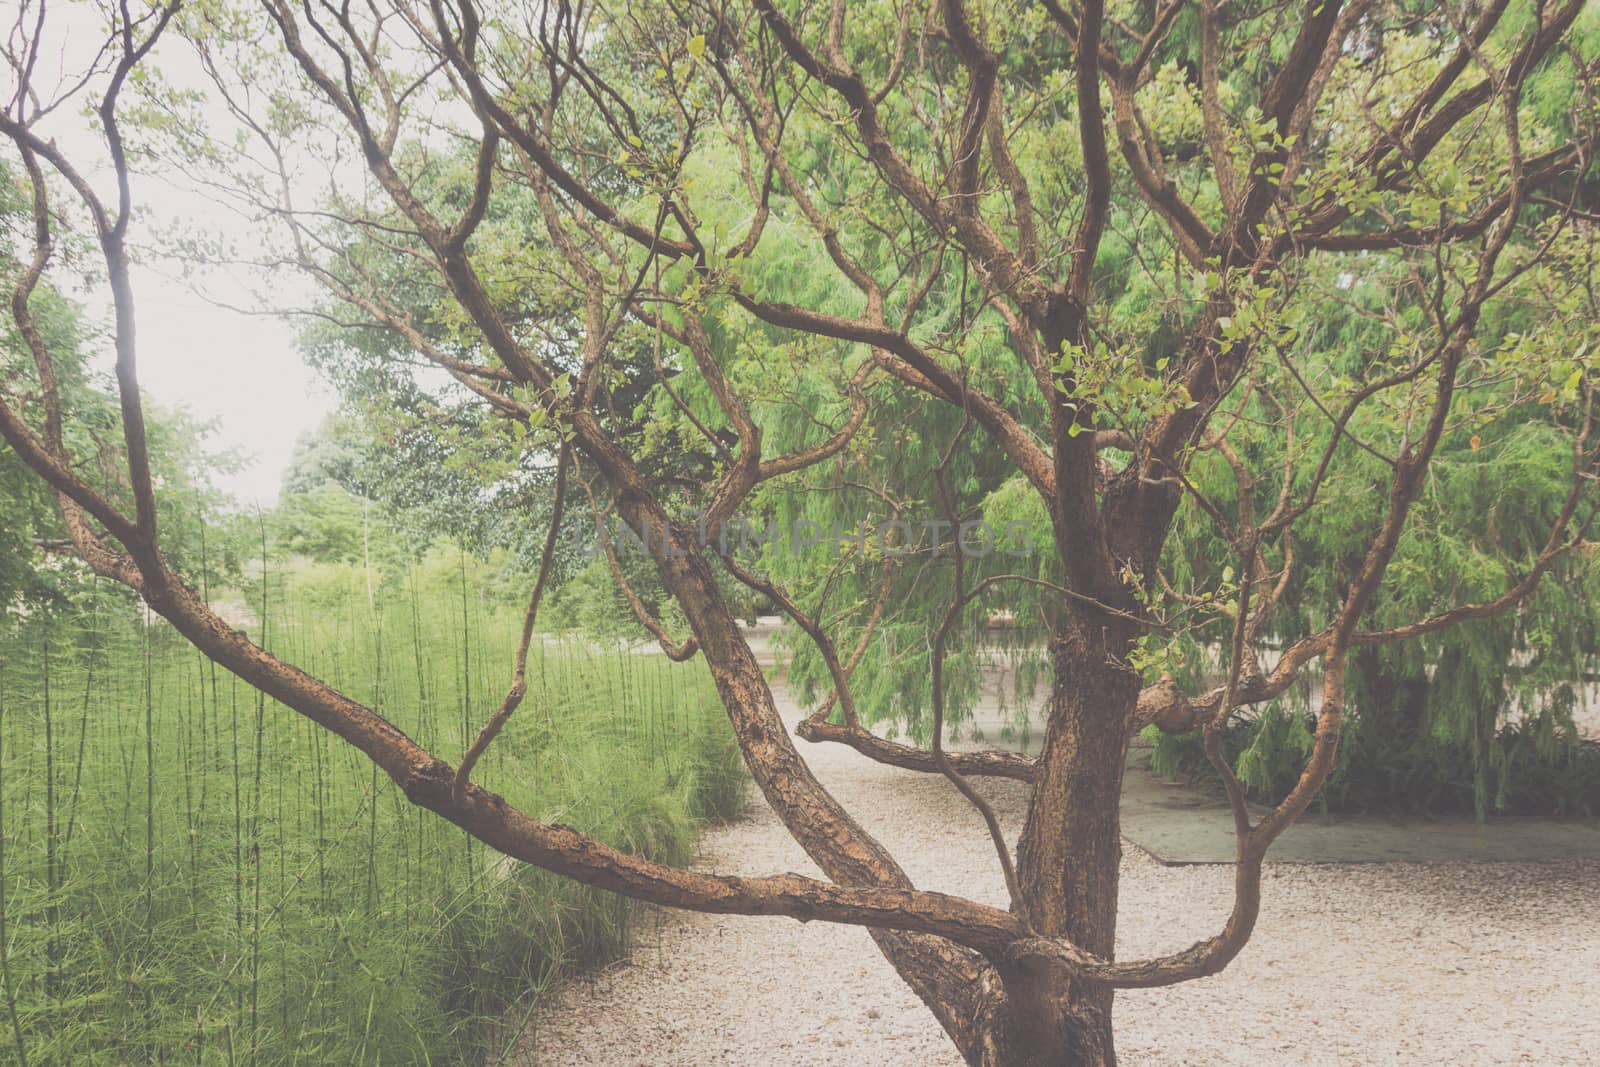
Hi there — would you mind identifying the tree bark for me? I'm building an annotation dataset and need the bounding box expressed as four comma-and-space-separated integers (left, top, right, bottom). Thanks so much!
609, 493, 1000, 1056
975, 957, 1117, 1066
1003, 616, 1143, 1066
627, 498, 1149, 1064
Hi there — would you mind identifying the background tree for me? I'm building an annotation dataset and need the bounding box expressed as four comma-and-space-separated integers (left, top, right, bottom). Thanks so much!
1150, 234, 1600, 817
4, 2, 1600, 1065
1, 158, 239, 619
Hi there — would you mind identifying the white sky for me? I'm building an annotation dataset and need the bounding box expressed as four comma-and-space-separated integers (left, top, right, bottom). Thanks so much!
16, 3, 335, 507
119, 235, 335, 506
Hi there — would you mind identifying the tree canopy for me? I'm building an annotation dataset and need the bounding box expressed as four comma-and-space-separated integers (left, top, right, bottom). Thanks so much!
5, 1, 1600, 1062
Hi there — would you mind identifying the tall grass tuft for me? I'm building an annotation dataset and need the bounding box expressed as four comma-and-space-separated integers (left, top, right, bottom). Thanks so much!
0, 545, 744, 1064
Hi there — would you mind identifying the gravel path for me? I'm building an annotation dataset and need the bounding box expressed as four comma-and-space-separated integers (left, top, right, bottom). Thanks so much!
516, 685, 1600, 1065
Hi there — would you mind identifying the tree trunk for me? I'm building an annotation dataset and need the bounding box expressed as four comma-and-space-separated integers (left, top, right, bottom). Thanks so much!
624, 492, 1143, 1064
1353, 645, 1426, 729
974, 958, 1117, 1066
1002, 616, 1143, 1066
616, 499, 998, 1052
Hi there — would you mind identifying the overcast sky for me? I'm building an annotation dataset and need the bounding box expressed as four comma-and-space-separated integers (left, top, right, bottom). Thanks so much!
119, 250, 335, 506
24, 5, 336, 507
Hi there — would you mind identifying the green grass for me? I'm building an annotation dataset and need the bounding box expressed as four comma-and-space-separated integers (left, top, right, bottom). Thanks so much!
0, 549, 745, 1065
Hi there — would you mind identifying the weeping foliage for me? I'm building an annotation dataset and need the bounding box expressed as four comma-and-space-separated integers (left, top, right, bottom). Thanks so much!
1150, 249, 1600, 819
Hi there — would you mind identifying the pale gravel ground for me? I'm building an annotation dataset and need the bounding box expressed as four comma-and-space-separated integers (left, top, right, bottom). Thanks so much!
516, 684, 1600, 1065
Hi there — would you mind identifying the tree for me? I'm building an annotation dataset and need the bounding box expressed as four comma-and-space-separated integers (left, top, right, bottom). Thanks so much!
1149, 253, 1600, 817
4, 1, 1598, 1063
0, 156, 236, 619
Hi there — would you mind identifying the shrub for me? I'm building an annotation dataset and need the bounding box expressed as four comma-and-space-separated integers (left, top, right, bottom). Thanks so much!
1148, 707, 1600, 818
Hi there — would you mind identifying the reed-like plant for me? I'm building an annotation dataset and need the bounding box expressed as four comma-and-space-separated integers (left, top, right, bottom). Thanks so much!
0, 543, 743, 1063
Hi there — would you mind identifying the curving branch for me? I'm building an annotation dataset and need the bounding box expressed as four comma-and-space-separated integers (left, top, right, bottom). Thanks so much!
455, 444, 570, 797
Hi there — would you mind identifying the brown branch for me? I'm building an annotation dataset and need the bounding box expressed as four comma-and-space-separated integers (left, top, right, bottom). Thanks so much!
930, 426, 1025, 914
455, 444, 570, 798
580, 477, 701, 662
